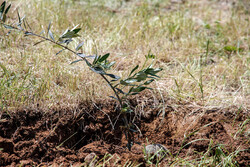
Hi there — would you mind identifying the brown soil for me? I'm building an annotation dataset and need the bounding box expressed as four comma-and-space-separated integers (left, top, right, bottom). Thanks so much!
0, 99, 249, 166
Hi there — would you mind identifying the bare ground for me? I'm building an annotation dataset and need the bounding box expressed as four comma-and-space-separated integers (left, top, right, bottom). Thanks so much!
0, 99, 249, 166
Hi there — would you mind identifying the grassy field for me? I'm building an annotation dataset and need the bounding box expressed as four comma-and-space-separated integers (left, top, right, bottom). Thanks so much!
0, 0, 249, 166
1, 0, 249, 111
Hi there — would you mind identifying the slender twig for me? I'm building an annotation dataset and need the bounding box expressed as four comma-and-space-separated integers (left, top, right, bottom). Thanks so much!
100, 74, 122, 107
0, 21, 122, 109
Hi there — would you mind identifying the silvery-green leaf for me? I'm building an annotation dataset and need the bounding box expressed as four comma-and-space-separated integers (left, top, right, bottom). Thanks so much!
47, 21, 51, 35
77, 53, 96, 59
49, 30, 55, 41
107, 61, 115, 68
144, 79, 154, 85
86, 55, 97, 59
39, 30, 45, 35
6, 30, 11, 35
24, 32, 33, 36
3, 24, 13, 29
144, 68, 162, 77
76, 41, 84, 51
120, 79, 136, 86
60, 28, 69, 38
17, 25, 23, 30
77, 53, 86, 58
59, 39, 73, 44
109, 96, 118, 100
105, 73, 120, 80
70, 59, 83, 64
56, 49, 64, 55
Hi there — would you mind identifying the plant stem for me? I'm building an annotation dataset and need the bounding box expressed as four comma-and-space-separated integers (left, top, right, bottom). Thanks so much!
1, 21, 122, 109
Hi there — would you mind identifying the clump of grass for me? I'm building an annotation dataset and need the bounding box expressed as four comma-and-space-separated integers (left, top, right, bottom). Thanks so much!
0, 0, 249, 110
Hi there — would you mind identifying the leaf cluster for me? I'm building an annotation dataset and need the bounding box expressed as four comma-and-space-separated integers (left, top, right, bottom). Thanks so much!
0, 1, 11, 22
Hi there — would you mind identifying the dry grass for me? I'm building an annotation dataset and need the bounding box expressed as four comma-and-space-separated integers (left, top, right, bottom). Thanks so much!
0, 0, 249, 111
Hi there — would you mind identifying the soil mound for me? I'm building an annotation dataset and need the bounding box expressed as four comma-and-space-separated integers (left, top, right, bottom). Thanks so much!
0, 101, 249, 166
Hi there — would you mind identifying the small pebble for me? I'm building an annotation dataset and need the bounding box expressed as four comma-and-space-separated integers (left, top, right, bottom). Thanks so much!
145, 144, 168, 160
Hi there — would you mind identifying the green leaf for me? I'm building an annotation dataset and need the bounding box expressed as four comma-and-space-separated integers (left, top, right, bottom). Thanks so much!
144, 68, 162, 77
107, 61, 116, 68
71, 24, 79, 31
144, 79, 154, 85
77, 53, 86, 58
93, 55, 100, 64
4, 4, 11, 15
84, 59, 92, 67
70, 59, 83, 64
130, 86, 150, 94
60, 28, 69, 37
72, 28, 81, 34
24, 32, 33, 36
2, 13, 6, 22
109, 96, 118, 100
90, 66, 106, 75
48, 30, 55, 41
105, 73, 120, 80
0, 1, 6, 14
116, 88, 125, 94
17, 9, 21, 24
129, 65, 139, 77
120, 78, 137, 85
59, 39, 73, 45
47, 21, 52, 36
3, 24, 14, 29
98, 53, 110, 63
134, 71, 147, 82
56, 49, 64, 55
60, 31, 79, 39
77, 53, 96, 59
39, 30, 45, 35
131, 86, 147, 93
76, 41, 84, 51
